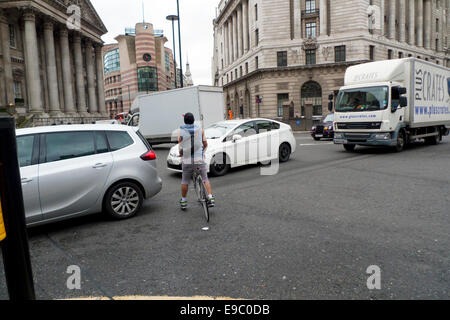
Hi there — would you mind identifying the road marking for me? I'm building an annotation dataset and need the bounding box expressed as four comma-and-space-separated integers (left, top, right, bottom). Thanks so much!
299, 143, 334, 146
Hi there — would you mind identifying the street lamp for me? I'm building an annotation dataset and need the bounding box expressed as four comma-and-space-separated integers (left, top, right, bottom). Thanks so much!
166, 14, 179, 88
176, 0, 184, 88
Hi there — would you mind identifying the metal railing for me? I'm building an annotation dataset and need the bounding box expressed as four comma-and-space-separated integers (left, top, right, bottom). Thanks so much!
301, 9, 320, 17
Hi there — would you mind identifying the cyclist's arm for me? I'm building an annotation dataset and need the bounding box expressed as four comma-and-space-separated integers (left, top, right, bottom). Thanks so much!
202, 129, 208, 152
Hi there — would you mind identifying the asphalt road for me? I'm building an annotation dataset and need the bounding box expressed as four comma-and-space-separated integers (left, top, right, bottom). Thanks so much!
1, 133, 449, 300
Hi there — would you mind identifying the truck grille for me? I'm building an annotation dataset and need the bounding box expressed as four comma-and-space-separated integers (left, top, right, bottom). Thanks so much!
337, 122, 381, 130
344, 133, 372, 142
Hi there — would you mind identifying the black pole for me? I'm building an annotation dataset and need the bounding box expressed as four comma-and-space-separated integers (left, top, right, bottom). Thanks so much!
176, 0, 184, 88
0, 117, 35, 300
171, 19, 178, 88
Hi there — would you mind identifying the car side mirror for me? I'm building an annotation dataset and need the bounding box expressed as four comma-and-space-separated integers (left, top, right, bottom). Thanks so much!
328, 101, 333, 112
398, 87, 407, 95
328, 94, 334, 101
400, 96, 407, 108
233, 134, 242, 142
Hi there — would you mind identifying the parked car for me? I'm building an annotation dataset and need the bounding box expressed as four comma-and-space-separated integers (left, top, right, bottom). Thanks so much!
115, 112, 129, 124
311, 113, 335, 141
16, 124, 162, 227
167, 119, 296, 176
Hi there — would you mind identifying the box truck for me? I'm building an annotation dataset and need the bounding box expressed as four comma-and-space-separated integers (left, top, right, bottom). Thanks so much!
331, 58, 450, 152
128, 86, 226, 144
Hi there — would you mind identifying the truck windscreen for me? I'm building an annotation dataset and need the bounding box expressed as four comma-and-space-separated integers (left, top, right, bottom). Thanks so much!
336, 86, 389, 112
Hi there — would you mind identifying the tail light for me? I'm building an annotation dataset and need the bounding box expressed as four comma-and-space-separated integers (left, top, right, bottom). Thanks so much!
140, 150, 157, 161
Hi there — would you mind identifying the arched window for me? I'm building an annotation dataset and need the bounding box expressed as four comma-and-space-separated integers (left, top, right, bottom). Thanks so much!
301, 81, 322, 116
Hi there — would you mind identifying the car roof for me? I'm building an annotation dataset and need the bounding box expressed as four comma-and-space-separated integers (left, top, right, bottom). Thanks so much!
16, 124, 131, 136
212, 118, 283, 127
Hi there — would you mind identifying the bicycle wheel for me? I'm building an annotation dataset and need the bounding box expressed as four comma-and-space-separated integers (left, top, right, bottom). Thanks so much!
197, 177, 210, 223
193, 173, 202, 202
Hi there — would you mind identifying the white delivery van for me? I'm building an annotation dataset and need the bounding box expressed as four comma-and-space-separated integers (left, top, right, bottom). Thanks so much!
128, 86, 226, 144
332, 58, 450, 152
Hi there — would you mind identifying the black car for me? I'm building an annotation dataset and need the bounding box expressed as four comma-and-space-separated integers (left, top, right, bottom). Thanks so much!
311, 113, 335, 141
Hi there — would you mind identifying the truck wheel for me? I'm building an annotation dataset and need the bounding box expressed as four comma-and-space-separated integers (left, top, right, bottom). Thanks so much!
394, 130, 406, 152
344, 144, 356, 152
210, 154, 230, 176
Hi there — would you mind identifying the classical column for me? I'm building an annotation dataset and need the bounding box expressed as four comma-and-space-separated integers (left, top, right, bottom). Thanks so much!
237, 5, 243, 57
85, 41, 98, 114
224, 22, 229, 66
408, 0, 415, 45
43, 21, 61, 115
59, 28, 76, 114
228, 17, 234, 62
320, 0, 328, 36
438, 2, 444, 51
424, 0, 431, 49
380, 0, 385, 36
0, 11, 14, 106
399, 0, 406, 42
73, 33, 88, 115
243, 0, 249, 52
388, 0, 396, 40
95, 44, 107, 116
23, 10, 44, 114
416, 0, 423, 47
233, 11, 238, 59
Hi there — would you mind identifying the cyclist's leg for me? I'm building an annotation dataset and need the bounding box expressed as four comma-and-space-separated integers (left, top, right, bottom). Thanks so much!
180, 164, 193, 210
200, 163, 214, 206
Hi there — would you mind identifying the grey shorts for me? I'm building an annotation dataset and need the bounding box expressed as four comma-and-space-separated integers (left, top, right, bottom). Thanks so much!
181, 163, 209, 185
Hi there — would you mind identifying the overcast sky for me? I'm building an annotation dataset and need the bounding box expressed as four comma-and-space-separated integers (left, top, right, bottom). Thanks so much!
90, 0, 217, 85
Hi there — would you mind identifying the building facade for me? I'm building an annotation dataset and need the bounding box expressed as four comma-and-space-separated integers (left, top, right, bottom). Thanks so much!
212, 0, 450, 130
0, 0, 108, 127
102, 23, 178, 117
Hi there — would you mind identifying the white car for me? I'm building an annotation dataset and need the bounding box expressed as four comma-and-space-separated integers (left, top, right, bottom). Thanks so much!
167, 119, 296, 176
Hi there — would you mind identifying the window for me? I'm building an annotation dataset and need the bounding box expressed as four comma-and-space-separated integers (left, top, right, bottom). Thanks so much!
45, 132, 95, 163
256, 121, 273, 133
14, 81, 22, 99
255, 4, 258, 21
305, 22, 316, 38
137, 66, 158, 92
95, 131, 109, 154
9, 24, 16, 48
255, 56, 259, 69
313, 105, 322, 116
165, 52, 171, 73
277, 51, 288, 67
17, 135, 35, 168
305, 49, 316, 65
106, 131, 134, 151
104, 49, 120, 74
277, 93, 289, 117
272, 122, 281, 130
240, 66, 243, 77
245, 62, 248, 74
369, 45, 375, 60
305, 0, 316, 13
255, 29, 259, 45
388, 49, 393, 59
335, 46, 346, 62
229, 122, 257, 140
399, 51, 404, 58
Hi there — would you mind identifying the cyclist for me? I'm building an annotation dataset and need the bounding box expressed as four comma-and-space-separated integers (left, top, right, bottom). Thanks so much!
179, 113, 215, 210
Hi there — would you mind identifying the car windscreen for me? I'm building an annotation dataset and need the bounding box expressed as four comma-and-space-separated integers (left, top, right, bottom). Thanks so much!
323, 114, 334, 122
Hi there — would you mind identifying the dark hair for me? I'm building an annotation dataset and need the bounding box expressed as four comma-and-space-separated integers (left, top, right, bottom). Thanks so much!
184, 113, 195, 125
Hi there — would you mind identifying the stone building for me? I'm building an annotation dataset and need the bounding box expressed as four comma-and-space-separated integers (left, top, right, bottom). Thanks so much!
212, 0, 450, 130
102, 23, 178, 117
0, 0, 109, 127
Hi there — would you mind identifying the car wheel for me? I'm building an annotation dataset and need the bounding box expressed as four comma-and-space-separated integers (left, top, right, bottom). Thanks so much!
104, 182, 143, 219
209, 154, 230, 176
344, 144, 356, 152
279, 143, 291, 163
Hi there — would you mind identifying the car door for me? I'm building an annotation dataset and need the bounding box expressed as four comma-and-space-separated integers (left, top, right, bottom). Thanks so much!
224, 121, 258, 166
17, 134, 42, 224
255, 120, 278, 163
38, 131, 113, 220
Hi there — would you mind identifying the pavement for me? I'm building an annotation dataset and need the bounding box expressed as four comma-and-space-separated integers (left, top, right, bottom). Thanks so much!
0, 133, 449, 300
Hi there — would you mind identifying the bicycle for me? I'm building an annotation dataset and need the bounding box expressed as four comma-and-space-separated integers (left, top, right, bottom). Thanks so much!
192, 166, 210, 223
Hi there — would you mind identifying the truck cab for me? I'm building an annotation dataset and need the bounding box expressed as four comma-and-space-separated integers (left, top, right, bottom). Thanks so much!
333, 58, 449, 152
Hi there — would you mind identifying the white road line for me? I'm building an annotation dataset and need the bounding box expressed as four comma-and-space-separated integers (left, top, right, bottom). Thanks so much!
299, 143, 334, 146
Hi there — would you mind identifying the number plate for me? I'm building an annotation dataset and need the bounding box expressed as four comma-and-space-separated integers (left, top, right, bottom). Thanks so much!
315, 134, 323, 138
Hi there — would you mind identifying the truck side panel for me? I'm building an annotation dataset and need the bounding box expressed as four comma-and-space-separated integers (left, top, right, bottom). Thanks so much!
410, 60, 450, 128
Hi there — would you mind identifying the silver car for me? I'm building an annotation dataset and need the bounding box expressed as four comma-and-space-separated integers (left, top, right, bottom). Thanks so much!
16, 124, 162, 227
